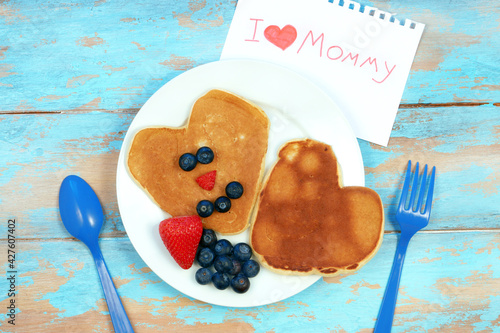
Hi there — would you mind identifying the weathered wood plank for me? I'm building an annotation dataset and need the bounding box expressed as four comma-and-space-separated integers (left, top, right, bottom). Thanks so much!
0, 0, 498, 113
0, 231, 498, 332
0, 0, 237, 113
0, 103, 498, 240
0, 112, 134, 239
361, 103, 500, 231
1, 1, 498, 332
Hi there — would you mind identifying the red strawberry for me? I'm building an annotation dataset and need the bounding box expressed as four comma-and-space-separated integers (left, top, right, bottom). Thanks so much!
196, 170, 216, 191
159, 215, 203, 269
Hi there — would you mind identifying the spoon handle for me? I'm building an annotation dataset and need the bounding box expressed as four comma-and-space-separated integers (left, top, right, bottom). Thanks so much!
90, 243, 134, 333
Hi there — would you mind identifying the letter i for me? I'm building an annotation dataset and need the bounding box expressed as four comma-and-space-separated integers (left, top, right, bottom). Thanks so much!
245, 18, 264, 42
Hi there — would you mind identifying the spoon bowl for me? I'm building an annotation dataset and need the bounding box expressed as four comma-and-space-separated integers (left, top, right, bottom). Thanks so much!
59, 175, 103, 245
59, 175, 134, 333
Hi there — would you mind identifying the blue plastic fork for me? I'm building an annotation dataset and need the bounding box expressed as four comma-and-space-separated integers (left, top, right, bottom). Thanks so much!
374, 161, 436, 333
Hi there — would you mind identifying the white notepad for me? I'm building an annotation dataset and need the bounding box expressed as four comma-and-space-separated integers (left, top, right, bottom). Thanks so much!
221, 0, 424, 146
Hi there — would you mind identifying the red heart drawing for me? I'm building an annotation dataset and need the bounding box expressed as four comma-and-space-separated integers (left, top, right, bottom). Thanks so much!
264, 25, 297, 51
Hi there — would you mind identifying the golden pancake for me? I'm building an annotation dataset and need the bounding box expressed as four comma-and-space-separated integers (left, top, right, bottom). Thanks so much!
127, 89, 270, 234
250, 139, 384, 276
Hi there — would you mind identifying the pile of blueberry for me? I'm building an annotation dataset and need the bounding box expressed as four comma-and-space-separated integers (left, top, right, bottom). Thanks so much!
195, 229, 260, 294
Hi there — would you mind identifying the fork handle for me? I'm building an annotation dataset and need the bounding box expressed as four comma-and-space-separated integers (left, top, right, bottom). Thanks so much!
374, 233, 412, 333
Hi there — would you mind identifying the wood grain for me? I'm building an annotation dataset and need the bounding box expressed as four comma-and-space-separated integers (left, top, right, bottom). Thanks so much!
0, 103, 498, 240
0, 231, 498, 332
0, 0, 498, 113
0, 0, 499, 332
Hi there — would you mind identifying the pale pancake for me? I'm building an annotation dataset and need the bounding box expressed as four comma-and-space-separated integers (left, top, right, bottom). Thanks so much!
127, 89, 270, 234
250, 139, 384, 276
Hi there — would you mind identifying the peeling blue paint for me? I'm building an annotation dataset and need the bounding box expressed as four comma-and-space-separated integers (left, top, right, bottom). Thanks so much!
0, 0, 499, 331
1, 1, 498, 112
2, 232, 497, 331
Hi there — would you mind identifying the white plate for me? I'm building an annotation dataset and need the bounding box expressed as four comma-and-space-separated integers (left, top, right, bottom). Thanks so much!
116, 59, 364, 307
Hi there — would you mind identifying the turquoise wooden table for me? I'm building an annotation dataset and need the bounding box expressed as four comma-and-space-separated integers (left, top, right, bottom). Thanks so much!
1, 0, 499, 332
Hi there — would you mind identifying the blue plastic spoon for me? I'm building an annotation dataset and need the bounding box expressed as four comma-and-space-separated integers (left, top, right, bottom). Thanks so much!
59, 175, 134, 333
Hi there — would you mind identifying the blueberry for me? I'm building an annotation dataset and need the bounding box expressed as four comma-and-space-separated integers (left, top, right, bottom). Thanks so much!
196, 146, 214, 164
195, 267, 213, 285
228, 259, 242, 275
179, 153, 197, 171
214, 239, 233, 256
214, 255, 233, 273
215, 196, 231, 213
242, 259, 260, 278
231, 274, 250, 294
197, 247, 215, 268
200, 229, 217, 248
226, 181, 244, 199
211, 272, 230, 290
233, 243, 253, 262
196, 200, 214, 218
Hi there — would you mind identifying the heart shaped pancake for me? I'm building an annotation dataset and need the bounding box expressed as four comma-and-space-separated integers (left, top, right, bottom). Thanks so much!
127, 89, 270, 234
250, 139, 384, 276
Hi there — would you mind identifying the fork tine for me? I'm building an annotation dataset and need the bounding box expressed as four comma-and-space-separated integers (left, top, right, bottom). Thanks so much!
399, 160, 412, 210
416, 164, 428, 212
424, 166, 436, 216
408, 162, 420, 210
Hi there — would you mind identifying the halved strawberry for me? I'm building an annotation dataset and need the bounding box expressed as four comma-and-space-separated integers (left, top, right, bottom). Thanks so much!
159, 215, 203, 269
196, 170, 216, 191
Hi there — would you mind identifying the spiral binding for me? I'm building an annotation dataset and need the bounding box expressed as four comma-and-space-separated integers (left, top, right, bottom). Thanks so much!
328, 0, 418, 29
